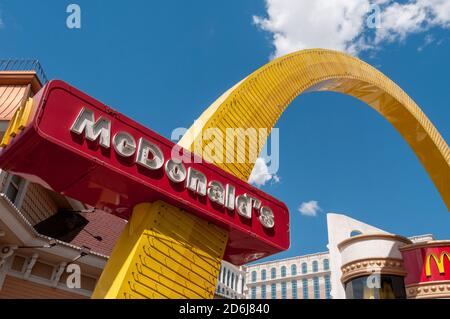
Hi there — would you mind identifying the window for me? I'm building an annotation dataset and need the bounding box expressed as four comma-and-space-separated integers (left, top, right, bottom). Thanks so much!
34, 211, 89, 241
251, 287, 256, 299
291, 264, 297, 276
251, 271, 257, 283
350, 230, 362, 237
5, 174, 26, 207
261, 269, 267, 281
292, 280, 298, 299
313, 277, 320, 299
302, 279, 309, 299
325, 275, 331, 299
301, 262, 307, 274
281, 266, 286, 277
345, 275, 406, 299
281, 282, 287, 299
261, 285, 267, 299
271, 267, 276, 279
313, 260, 319, 272
323, 259, 330, 271
227, 270, 231, 287
271, 283, 276, 299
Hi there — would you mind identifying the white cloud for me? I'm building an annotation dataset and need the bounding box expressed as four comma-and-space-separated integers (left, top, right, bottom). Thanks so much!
298, 200, 322, 217
249, 157, 280, 186
254, 0, 450, 57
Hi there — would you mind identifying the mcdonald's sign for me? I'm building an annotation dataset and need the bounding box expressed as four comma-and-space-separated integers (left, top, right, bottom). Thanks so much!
0, 80, 290, 265
401, 243, 450, 285
425, 251, 450, 277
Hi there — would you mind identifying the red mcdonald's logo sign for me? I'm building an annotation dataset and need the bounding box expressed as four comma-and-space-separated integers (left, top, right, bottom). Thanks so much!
425, 251, 450, 277
401, 244, 450, 285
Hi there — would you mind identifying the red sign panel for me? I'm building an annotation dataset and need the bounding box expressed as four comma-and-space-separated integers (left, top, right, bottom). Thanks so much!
401, 244, 450, 285
0, 80, 290, 265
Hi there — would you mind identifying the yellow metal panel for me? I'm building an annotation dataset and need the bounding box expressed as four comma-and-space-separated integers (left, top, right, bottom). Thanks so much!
18, 98, 33, 130
92, 201, 228, 299
179, 49, 450, 211
0, 97, 33, 147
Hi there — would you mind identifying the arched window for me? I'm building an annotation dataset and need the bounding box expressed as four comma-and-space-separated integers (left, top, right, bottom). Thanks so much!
302, 262, 308, 274
261, 269, 267, 281
312, 260, 319, 272
271, 267, 276, 279
350, 230, 363, 237
251, 271, 257, 283
323, 259, 330, 271
281, 266, 286, 277
291, 264, 297, 276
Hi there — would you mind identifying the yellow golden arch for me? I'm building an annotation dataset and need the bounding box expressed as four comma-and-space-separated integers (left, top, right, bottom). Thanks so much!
93, 49, 449, 299
180, 49, 450, 211
425, 251, 450, 277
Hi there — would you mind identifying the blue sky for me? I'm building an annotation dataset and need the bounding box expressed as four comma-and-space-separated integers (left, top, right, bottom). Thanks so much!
0, 0, 449, 262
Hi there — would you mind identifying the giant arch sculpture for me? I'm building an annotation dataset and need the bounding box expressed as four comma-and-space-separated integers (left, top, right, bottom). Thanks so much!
179, 49, 450, 211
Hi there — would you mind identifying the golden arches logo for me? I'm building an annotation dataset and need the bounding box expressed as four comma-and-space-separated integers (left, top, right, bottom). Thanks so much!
180, 49, 450, 211
425, 251, 450, 277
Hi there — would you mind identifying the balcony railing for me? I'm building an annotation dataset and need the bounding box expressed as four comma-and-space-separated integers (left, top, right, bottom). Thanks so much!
0, 59, 48, 84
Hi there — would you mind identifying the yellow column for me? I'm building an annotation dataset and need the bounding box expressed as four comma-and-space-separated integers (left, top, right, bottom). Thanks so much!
92, 201, 228, 299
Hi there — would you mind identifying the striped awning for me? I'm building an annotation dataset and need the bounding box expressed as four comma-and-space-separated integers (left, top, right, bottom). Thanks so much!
0, 85, 29, 121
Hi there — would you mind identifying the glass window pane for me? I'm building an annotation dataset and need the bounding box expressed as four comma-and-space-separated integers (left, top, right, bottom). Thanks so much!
313, 277, 320, 299
251, 287, 256, 299
271, 267, 276, 279
302, 279, 309, 299
291, 264, 297, 276
323, 259, 330, 271
313, 261, 319, 272
325, 275, 331, 299
292, 280, 298, 299
281, 266, 286, 277
5, 183, 19, 203
302, 262, 307, 274
271, 283, 277, 299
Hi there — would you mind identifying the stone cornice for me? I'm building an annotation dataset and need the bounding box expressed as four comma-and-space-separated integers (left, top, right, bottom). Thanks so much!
341, 258, 406, 283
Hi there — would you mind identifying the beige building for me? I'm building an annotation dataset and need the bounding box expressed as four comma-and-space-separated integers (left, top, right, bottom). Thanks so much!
244, 252, 331, 299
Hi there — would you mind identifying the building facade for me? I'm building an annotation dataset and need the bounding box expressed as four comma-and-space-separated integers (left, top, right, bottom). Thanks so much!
221, 214, 440, 300
244, 252, 331, 299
